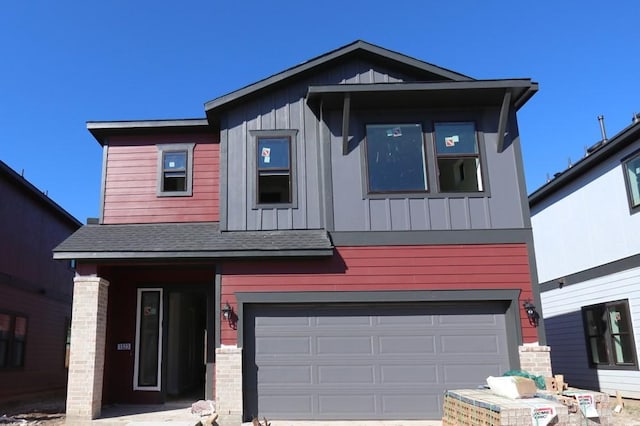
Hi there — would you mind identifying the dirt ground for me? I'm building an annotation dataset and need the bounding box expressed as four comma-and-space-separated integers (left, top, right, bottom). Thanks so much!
614, 397, 640, 425
0, 396, 65, 425
1, 397, 639, 425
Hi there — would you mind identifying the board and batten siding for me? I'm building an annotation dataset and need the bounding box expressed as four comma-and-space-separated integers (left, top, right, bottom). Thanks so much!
219, 244, 536, 345
222, 57, 528, 233
222, 59, 422, 231
531, 140, 640, 283
541, 266, 640, 398
329, 109, 527, 231
102, 134, 219, 224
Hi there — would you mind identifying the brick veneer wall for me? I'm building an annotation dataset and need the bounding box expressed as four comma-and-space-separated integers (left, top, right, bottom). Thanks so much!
215, 346, 243, 426
519, 345, 552, 377
65, 276, 109, 423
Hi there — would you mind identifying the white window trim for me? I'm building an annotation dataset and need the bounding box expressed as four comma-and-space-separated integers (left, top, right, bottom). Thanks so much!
133, 288, 163, 391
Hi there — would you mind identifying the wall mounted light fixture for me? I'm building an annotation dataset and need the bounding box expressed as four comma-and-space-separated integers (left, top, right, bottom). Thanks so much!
221, 301, 237, 329
522, 300, 540, 327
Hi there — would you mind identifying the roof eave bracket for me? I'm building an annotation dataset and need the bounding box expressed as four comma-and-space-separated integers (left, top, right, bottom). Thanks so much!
342, 93, 351, 155
496, 89, 513, 153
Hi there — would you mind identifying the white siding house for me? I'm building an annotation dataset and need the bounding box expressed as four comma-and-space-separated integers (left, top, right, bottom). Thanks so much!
530, 119, 640, 398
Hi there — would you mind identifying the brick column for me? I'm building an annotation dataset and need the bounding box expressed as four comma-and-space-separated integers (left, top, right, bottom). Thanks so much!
519, 344, 552, 377
66, 276, 109, 423
215, 345, 243, 426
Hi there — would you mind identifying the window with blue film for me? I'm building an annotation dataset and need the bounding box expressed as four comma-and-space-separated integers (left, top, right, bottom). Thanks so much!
365, 123, 427, 193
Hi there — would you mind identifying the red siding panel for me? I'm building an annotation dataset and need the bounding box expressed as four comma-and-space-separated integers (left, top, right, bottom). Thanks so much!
102, 134, 219, 224
220, 244, 537, 345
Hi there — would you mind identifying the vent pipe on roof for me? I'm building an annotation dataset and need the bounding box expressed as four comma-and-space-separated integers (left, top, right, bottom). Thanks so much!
633, 113, 640, 124
598, 115, 608, 143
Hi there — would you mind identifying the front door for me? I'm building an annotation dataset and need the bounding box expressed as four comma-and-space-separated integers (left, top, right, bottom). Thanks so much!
133, 287, 208, 400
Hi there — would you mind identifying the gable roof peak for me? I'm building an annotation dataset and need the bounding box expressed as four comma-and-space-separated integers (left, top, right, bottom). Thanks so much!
204, 40, 473, 118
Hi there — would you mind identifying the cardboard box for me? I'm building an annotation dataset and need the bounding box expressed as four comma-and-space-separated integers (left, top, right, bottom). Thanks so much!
544, 377, 557, 392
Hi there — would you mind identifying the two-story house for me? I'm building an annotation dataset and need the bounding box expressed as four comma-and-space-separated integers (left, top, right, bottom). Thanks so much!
0, 160, 81, 404
530, 118, 640, 399
54, 41, 542, 424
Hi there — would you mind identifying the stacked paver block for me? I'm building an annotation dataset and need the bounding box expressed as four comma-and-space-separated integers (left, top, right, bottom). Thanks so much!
65, 276, 109, 424
538, 389, 612, 426
443, 389, 568, 425
518, 345, 552, 377
443, 388, 612, 426
215, 345, 243, 426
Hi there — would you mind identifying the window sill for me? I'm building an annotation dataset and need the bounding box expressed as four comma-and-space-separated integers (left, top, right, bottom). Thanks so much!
365, 191, 489, 200
253, 202, 297, 210
157, 191, 193, 197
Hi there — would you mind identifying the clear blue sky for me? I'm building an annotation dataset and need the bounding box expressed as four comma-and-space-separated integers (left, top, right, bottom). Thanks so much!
1, 1, 638, 223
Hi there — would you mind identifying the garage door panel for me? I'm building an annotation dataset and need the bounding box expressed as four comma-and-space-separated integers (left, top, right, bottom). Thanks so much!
380, 364, 438, 383
440, 334, 502, 353
377, 314, 435, 326
260, 394, 313, 414
318, 394, 376, 413
382, 393, 442, 414
255, 315, 311, 326
256, 336, 311, 355
379, 335, 436, 354
317, 336, 373, 354
257, 365, 312, 384
316, 315, 372, 326
318, 365, 375, 384
245, 303, 510, 420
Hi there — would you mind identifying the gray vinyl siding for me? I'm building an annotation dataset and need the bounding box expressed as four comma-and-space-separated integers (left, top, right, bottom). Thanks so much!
541, 266, 640, 398
223, 58, 526, 231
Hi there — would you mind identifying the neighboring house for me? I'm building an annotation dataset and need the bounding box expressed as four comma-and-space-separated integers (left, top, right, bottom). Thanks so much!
54, 40, 542, 424
0, 160, 81, 403
530, 118, 640, 399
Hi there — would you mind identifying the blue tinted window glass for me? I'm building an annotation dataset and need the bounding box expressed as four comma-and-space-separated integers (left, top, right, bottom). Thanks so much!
434, 122, 478, 154
366, 124, 427, 192
258, 138, 290, 169
163, 151, 186, 170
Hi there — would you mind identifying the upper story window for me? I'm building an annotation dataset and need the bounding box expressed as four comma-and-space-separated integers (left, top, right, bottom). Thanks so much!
0, 312, 27, 369
156, 143, 195, 197
365, 124, 427, 193
257, 136, 292, 204
250, 130, 298, 208
623, 152, 640, 212
434, 122, 483, 192
582, 299, 637, 369
364, 121, 485, 196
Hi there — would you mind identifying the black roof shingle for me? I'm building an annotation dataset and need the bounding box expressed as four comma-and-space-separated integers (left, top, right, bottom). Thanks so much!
53, 222, 333, 260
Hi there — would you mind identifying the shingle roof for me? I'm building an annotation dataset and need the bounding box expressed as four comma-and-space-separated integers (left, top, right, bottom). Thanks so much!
53, 222, 333, 260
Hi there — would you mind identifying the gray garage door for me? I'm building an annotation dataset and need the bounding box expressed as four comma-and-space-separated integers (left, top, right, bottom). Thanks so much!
243, 302, 510, 420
